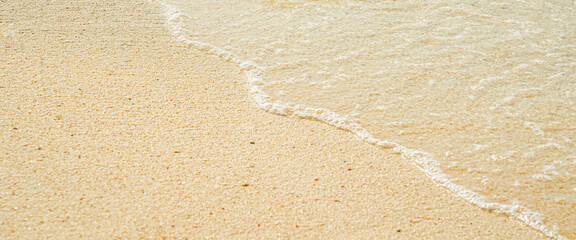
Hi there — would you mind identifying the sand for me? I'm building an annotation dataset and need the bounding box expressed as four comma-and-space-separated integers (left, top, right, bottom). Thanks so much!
0, 0, 547, 238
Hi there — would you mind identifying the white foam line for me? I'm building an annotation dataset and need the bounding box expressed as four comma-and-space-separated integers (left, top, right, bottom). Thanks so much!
152, 1, 565, 239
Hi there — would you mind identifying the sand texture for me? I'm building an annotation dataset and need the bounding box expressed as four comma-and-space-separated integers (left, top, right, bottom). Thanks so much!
0, 0, 547, 238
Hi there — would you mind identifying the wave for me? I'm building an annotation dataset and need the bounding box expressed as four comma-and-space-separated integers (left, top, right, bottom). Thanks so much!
152, 0, 566, 239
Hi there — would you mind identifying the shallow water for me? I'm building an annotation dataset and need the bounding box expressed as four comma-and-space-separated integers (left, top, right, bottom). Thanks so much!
160, 0, 576, 238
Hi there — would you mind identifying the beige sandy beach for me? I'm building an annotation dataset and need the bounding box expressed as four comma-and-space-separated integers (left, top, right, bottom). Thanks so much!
0, 0, 548, 238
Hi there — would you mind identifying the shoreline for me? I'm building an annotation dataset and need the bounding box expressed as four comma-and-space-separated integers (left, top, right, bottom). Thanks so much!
158, 1, 568, 238
0, 0, 548, 238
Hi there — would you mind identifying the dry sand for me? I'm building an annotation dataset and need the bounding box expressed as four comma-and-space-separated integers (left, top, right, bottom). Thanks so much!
0, 0, 547, 238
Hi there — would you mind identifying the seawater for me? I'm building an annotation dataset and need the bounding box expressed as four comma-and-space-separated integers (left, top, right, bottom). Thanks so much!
156, 0, 576, 238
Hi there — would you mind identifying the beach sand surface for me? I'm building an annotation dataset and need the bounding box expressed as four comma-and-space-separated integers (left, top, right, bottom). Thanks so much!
0, 0, 546, 238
